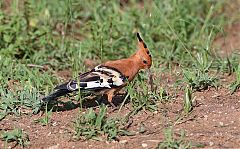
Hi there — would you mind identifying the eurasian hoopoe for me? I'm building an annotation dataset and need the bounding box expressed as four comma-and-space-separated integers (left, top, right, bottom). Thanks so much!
42, 33, 152, 107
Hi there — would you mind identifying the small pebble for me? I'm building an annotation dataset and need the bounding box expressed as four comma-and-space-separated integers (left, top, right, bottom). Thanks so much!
119, 140, 128, 144
219, 122, 224, 126
209, 141, 214, 146
48, 144, 59, 149
142, 143, 148, 148
52, 122, 57, 126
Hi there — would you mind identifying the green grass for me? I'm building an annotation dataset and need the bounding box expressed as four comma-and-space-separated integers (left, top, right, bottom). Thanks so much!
74, 104, 129, 141
128, 80, 158, 112
183, 86, 193, 114
34, 104, 53, 126
182, 68, 219, 91
0, 0, 239, 147
230, 64, 240, 94
0, 128, 30, 148
157, 128, 192, 149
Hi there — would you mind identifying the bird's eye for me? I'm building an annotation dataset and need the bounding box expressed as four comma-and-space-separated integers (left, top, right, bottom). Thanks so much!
143, 60, 147, 64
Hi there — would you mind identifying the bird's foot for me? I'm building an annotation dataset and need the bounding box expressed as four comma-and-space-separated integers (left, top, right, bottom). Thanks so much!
109, 102, 119, 112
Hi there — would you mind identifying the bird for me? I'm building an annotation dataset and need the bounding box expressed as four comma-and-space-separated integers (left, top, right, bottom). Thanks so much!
41, 32, 152, 107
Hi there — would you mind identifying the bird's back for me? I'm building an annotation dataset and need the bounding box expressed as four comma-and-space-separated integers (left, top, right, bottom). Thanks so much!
63, 65, 127, 92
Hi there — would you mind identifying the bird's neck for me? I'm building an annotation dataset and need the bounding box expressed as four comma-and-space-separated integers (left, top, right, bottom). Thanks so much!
129, 52, 142, 69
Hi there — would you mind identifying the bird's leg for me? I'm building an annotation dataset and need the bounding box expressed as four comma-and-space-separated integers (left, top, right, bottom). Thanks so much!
96, 94, 106, 106
106, 89, 117, 109
98, 95, 104, 104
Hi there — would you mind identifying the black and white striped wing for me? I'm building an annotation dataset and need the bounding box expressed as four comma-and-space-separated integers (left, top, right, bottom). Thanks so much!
65, 65, 127, 92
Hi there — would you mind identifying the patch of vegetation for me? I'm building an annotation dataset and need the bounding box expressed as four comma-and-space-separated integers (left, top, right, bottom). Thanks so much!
229, 64, 240, 94
183, 69, 219, 91
182, 51, 219, 91
0, 128, 30, 148
34, 104, 53, 126
128, 80, 159, 114
0, 87, 41, 120
183, 86, 194, 114
74, 105, 128, 141
157, 128, 192, 149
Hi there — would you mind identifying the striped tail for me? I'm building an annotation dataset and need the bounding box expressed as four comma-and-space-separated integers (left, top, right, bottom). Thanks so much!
41, 82, 72, 102
41, 80, 89, 102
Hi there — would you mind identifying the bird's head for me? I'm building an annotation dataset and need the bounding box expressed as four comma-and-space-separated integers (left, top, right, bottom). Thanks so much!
134, 32, 152, 69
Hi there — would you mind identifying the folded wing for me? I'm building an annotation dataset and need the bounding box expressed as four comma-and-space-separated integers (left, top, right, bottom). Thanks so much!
57, 65, 127, 92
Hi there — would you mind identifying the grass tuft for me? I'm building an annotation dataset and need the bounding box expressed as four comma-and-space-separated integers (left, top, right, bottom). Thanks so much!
229, 64, 240, 94
73, 104, 127, 141
0, 128, 30, 148
157, 128, 192, 149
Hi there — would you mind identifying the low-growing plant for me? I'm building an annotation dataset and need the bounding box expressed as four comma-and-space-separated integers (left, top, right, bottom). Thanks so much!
157, 128, 192, 149
128, 80, 158, 114
193, 52, 213, 74
152, 87, 171, 103
183, 86, 193, 114
34, 104, 53, 126
74, 104, 124, 141
229, 64, 240, 94
0, 87, 42, 120
0, 128, 30, 148
183, 69, 218, 91
216, 54, 240, 74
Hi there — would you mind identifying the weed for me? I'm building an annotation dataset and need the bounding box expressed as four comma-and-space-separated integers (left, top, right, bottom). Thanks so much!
34, 104, 53, 126
0, 128, 30, 148
181, 49, 219, 91
0, 87, 42, 120
128, 80, 158, 114
153, 87, 170, 103
229, 64, 240, 94
74, 104, 124, 140
216, 54, 240, 74
183, 86, 193, 114
157, 128, 191, 149
183, 69, 218, 91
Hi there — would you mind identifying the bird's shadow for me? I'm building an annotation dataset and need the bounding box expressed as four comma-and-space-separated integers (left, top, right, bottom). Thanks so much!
42, 93, 130, 112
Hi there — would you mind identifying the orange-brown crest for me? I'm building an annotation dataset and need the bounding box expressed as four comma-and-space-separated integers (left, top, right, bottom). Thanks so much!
136, 32, 152, 69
